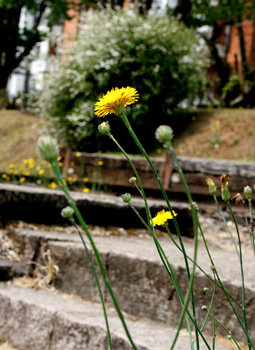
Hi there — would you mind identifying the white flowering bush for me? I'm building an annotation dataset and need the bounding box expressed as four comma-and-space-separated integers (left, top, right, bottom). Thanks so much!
37, 8, 208, 152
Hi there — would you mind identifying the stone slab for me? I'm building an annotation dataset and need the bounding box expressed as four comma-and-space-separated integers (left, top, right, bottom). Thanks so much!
6, 226, 255, 343
0, 183, 193, 235
0, 284, 230, 350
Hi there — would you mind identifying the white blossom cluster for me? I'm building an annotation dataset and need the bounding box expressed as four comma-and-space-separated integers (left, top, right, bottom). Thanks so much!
35, 8, 208, 151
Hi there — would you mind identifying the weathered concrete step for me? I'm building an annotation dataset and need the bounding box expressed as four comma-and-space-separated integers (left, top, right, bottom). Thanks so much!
0, 184, 193, 235
0, 284, 231, 350
6, 226, 255, 343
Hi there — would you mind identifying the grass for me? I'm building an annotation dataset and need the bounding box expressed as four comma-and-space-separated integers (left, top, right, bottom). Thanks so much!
1, 107, 255, 173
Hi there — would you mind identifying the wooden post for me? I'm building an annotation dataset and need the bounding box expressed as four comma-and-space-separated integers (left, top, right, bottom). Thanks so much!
163, 151, 172, 190
62, 147, 72, 177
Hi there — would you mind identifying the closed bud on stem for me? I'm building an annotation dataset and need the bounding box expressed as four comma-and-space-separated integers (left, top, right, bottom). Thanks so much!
205, 177, 217, 195
155, 125, 173, 144
37, 136, 59, 163
190, 201, 199, 212
129, 177, 137, 184
203, 287, 209, 293
244, 185, 252, 201
121, 193, 132, 203
201, 305, 208, 311
61, 206, 74, 220
98, 121, 111, 135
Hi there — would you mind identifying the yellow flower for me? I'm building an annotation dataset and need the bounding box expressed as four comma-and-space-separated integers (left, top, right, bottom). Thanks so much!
83, 188, 90, 193
152, 209, 177, 227
2, 173, 7, 179
75, 152, 81, 158
38, 169, 45, 175
57, 156, 62, 161
19, 177, 26, 183
48, 182, 57, 189
97, 160, 104, 166
58, 162, 63, 167
9, 164, 14, 168
70, 161, 74, 166
83, 177, 89, 182
23, 159, 28, 164
94, 86, 139, 118
22, 171, 30, 176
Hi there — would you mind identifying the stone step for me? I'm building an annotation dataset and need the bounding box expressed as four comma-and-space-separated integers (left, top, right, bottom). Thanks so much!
0, 284, 231, 350
5, 224, 255, 344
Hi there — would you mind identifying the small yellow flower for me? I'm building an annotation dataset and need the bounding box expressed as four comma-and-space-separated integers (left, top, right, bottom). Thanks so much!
48, 182, 57, 189
219, 173, 228, 187
2, 173, 7, 179
28, 163, 35, 169
94, 86, 139, 118
5, 176, 10, 181
75, 152, 81, 158
83, 177, 89, 182
9, 164, 14, 168
23, 159, 28, 164
152, 209, 177, 227
156, 148, 162, 154
83, 188, 90, 193
97, 160, 104, 166
58, 162, 63, 167
57, 156, 62, 161
19, 177, 26, 183
22, 171, 30, 176
38, 169, 45, 175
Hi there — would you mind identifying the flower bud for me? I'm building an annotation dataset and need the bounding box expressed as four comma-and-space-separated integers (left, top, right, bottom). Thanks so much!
155, 125, 173, 144
203, 287, 209, 293
129, 177, 137, 184
205, 177, 217, 195
121, 193, 131, 203
201, 305, 208, 311
220, 174, 231, 202
61, 206, 74, 219
244, 185, 252, 201
98, 121, 111, 135
37, 136, 59, 162
190, 202, 199, 212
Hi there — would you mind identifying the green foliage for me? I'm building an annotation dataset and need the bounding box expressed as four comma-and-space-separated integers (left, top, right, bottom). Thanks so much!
37, 8, 208, 153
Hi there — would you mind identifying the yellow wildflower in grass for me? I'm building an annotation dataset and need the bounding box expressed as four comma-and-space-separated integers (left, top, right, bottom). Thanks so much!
5, 176, 10, 181
58, 162, 63, 167
23, 159, 28, 164
38, 169, 45, 175
19, 177, 26, 183
28, 163, 35, 169
9, 164, 14, 169
152, 209, 177, 227
57, 155, 62, 161
83, 177, 89, 182
48, 182, 57, 189
94, 86, 139, 118
98, 160, 104, 166
2, 174, 7, 179
75, 152, 81, 158
156, 148, 162, 154
22, 171, 30, 176
83, 188, 90, 193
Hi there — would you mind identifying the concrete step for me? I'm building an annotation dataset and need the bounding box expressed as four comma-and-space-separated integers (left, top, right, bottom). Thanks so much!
0, 284, 231, 350
5, 224, 255, 345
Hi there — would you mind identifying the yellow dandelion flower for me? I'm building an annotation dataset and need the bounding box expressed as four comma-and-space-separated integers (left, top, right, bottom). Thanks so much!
97, 160, 104, 166
38, 169, 45, 175
152, 209, 177, 227
19, 177, 26, 183
83, 177, 89, 182
6, 176, 10, 181
94, 86, 139, 118
83, 188, 90, 193
156, 148, 162, 154
58, 162, 63, 167
23, 159, 28, 164
57, 155, 62, 161
28, 163, 35, 169
9, 164, 14, 168
2, 173, 7, 179
23, 171, 30, 176
75, 152, 81, 158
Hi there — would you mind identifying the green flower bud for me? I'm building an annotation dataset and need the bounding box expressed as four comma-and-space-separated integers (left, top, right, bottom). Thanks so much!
37, 136, 59, 163
190, 202, 199, 212
221, 186, 231, 202
205, 177, 217, 195
155, 125, 173, 144
244, 185, 252, 201
201, 305, 208, 311
203, 287, 209, 293
129, 177, 137, 184
61, 206, 74, 219
98, 121, 111, 135
121, 193, 131, 203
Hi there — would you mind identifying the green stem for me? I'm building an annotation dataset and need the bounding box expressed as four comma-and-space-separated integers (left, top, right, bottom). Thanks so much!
71, 218, 112, 350
227, 201, 251, 350
247, 198, 255, 255
51, 159, 137, 350
120, 113, 200, 348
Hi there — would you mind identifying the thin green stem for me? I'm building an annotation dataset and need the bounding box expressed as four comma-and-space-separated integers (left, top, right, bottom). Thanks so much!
247, 198, 255, 254
71, 218, 112, 350
227, 201, 251, 350
51, 159, 137, 350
